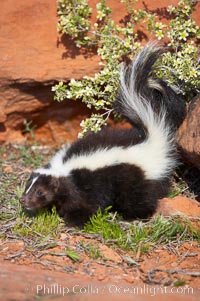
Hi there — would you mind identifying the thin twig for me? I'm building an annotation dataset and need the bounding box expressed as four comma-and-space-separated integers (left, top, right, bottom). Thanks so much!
170, 269, 200, 277
136, 241, 143, 261
5, 251, 25, 260
36, 251, 68, 259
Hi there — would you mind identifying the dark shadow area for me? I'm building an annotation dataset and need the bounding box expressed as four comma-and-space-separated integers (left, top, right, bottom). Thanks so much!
119, 14, 131, 26
142, 1, 174, 20
57, 35, 80, 59
57, 34, 97, 60
9, 81, 90, 132
0, 123, 6, 133
136, 30, 148, 42
176, 165, 200, 201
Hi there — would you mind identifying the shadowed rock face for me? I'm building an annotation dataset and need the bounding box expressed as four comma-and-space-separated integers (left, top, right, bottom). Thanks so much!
0, 78, 92, 144
177, 97, 200, 169
0, 0, 199, 149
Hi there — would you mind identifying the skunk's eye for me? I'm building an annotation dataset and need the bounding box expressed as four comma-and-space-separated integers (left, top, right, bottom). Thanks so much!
36, 190, 44, 197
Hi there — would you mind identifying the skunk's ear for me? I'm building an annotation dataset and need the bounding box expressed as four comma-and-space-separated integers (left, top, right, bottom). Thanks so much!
51, 177, 60, 192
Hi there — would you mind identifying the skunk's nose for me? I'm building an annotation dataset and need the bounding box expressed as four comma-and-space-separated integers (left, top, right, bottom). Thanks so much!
20, 197, 24, 204
20, 196, 27, 206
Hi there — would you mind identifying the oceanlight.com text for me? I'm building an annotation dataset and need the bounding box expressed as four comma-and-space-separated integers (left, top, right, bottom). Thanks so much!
31, 283, 194, 297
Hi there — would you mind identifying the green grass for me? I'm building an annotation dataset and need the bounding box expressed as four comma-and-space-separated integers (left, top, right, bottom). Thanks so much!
13, 207, 62, 239
86, 244, 102, 260
79, 241, 103, 260
83, 208, 200, 254
174, 278, 187, 287
65, 248, 81, 262
84, 207, 125, 241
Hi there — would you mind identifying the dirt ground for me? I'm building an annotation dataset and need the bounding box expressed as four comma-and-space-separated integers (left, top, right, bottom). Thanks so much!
1, 230, 200, 300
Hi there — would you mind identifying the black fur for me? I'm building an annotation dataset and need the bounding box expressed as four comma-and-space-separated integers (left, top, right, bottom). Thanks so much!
21, 165, 169, 227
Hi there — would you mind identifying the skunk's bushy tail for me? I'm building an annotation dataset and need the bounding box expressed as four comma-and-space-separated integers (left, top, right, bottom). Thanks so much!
117, 44, 186, 130
116, 45, 186, 180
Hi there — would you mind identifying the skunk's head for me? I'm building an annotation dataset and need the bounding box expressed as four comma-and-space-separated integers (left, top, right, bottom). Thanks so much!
20, 173, 59, 211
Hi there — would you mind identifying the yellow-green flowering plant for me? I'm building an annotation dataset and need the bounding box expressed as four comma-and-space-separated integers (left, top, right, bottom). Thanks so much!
53, 0, 199, 136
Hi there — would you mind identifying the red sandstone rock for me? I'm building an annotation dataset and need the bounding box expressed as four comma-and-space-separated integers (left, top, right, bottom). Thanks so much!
156, 196, 200, 218
177, 97, 200, 169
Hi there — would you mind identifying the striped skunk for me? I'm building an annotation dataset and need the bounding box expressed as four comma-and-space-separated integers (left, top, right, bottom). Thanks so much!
20, 45, 186, 227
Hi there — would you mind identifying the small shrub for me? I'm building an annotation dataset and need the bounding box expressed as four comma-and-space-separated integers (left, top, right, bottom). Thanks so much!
53, 0, 200, 136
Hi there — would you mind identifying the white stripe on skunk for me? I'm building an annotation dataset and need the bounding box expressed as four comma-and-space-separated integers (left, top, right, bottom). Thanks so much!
25, 176, 39, 194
